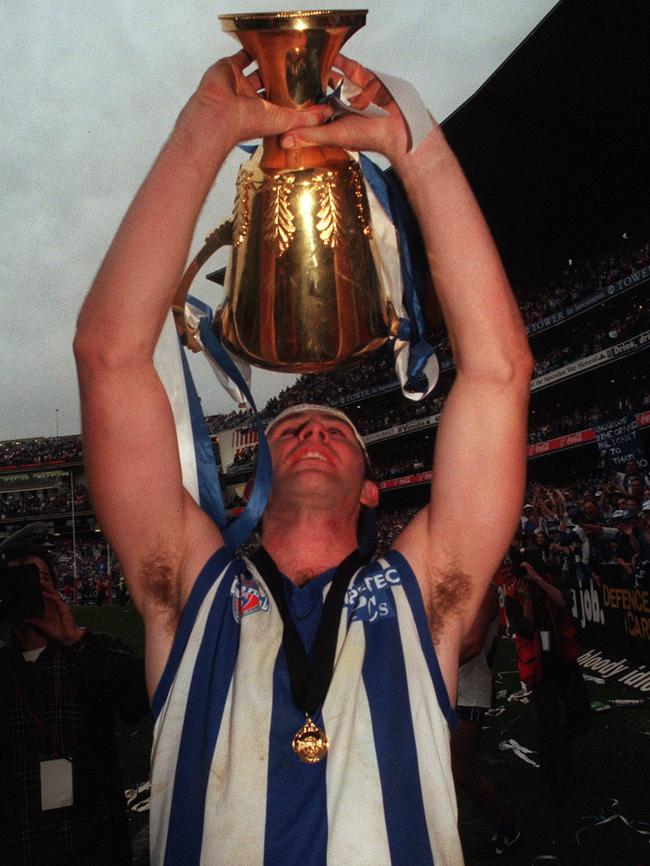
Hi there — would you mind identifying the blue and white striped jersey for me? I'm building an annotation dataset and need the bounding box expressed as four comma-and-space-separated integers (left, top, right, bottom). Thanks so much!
149, 547, 463, 866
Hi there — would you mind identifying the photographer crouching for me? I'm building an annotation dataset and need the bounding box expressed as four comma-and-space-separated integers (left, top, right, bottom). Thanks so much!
0, 531, 149, 866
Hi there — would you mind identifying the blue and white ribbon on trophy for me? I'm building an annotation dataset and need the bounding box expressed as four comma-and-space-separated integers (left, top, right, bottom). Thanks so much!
154, 299, 271, 553
153, 72, 439, 551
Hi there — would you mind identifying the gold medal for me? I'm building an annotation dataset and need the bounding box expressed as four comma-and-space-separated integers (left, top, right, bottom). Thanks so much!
292, 717, 329, 764
250, 546, 362, 767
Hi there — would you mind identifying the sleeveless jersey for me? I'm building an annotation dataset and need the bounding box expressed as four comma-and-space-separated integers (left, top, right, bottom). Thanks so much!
149, 547, 463, 866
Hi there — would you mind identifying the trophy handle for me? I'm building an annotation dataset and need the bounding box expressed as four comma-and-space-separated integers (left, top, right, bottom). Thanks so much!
172, 219, 234, 352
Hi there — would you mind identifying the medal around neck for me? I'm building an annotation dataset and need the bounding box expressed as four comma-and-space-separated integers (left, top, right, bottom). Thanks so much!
292, 716, 329, 763
249, 546, 364, 764
173, 9, 398, 373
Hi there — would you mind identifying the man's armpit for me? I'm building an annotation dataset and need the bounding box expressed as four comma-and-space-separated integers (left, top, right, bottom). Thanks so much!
426, 568, 471, 645
138, 552, 182, 632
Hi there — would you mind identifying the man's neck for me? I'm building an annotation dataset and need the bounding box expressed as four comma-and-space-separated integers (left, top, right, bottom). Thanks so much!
261, 508, 358, 586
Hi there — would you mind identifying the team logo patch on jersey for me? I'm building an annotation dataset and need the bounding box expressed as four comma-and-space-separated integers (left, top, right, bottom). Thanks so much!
345, 563, 400, 624
230, 573, 269, 623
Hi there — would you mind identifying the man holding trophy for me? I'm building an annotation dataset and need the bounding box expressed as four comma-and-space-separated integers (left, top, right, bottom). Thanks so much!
75, 11, 532, 865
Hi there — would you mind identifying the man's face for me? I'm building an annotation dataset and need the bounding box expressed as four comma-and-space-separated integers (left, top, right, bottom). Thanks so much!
267, 411, 375, 507
630, 478, 643, 496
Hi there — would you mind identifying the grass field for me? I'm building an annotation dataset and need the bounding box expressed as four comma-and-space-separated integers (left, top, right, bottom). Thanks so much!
74, 604, 650, 866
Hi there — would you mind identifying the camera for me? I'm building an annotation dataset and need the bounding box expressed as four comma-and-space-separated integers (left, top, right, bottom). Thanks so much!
0, 564, 44, 621
510, 548, 545, 578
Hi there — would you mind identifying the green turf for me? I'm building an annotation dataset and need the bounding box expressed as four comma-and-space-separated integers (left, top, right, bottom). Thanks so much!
73, 603, 145, 656
70, 605, 650, 866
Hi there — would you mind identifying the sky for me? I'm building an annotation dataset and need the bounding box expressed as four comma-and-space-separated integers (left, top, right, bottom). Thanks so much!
1, 0, 558, 441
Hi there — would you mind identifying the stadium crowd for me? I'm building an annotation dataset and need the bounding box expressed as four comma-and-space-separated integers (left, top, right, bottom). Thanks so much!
531, 303, 650, 379
0, 434, 83, 468
209, 290, 649, 450
218, 382, 649, 481
496, 467, 650, 618
516, 240, 649, 327
528, 383, 650, 444
0, 484, 92, 519
1, 242, 647, 478
218, 325, 648, 478
28, 468, 650, 606
203, 240, 649, 436
49, 537, 124, 604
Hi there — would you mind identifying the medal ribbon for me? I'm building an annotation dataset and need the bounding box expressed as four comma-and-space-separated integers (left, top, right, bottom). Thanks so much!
250, 547, 364, 718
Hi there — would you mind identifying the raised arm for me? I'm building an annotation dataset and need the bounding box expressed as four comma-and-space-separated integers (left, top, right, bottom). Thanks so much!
74, 53, 331, 629
534, 484, 554, 521
388, 109, 532, 612
520, 562, 566, 610
282, 56, 533, 673
397, 126, 532, 669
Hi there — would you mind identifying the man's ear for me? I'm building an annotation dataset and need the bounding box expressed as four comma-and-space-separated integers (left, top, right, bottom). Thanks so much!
360, 479, 379, 509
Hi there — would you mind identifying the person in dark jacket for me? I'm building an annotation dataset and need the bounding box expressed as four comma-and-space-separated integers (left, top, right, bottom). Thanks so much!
0, 542, 149, 866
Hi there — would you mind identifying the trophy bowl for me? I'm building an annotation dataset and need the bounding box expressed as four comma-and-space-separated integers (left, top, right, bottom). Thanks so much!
175, 9, 397, 373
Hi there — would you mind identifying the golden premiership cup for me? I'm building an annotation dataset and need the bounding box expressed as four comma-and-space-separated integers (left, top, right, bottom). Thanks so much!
174, 9, 397, 373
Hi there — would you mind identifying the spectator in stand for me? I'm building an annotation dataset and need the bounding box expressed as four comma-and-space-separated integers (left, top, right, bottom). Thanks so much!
605, 506, 647, 585
0, 540, 149, 865
594, 488, 614, 523
543, 522, 564, 569
627, 476, 646, 505
531, 486, 567, 537
613, 460, 647, 496
564, 510, 591, 581
505, 556, 591, 802
571, 501, 623, 570
578, 497, 604, 525
519, 503, 540, 540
